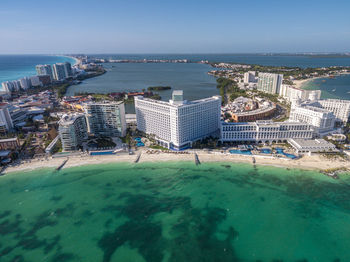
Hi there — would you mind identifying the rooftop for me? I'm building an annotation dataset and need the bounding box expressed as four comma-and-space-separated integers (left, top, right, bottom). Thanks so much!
59, 114, 85, 126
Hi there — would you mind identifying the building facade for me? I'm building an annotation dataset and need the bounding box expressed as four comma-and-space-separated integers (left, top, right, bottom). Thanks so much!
19, 77, 31, 90
316, 99, 350, 124
257, 73, 283, 94
289, 103, 335, 134
230, 103, 276, 122
220, 120, 313, 143
84, 101, 126, 137
0, 138, 20, 150
36, 64, 54, 80
288, 138, 337, 153
279, 85, 321, 102
64, 62, 73, 77
0, 103, 14, 131
53, 63, 67, 81
135, 91, 221, 150
58, 114, 88, 151
243, 71, 256, 84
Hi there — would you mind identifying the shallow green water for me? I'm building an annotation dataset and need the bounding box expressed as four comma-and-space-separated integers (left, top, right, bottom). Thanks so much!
1, 162, 350, 262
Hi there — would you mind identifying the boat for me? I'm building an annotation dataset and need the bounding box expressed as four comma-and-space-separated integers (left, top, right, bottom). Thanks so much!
332, 88, 336, 92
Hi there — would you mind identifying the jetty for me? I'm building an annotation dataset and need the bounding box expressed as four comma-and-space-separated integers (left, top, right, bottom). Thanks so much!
134, 153, 141, 163
56, 158, 68, 171
194, 153, 201, 165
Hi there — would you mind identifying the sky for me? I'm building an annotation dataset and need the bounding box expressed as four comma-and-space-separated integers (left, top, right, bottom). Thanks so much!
0, 0, 349, 54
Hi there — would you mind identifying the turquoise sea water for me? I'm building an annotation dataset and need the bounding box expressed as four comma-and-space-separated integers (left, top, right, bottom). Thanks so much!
302, 74, 350, 100
0, 55, 76, 84
1, 161, 350, 262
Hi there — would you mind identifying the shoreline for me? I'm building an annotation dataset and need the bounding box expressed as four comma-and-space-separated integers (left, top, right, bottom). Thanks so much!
58, 55, 80, 66
294, 72, 350, 90
3, 150, 350, 176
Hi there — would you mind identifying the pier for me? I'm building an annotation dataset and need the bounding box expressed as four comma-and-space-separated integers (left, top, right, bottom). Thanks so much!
134, 153, 141, 163
56, 158, 68, 171
194, 153, 201, 165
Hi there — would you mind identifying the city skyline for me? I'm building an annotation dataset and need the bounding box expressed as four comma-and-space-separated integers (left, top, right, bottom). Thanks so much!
1, 0, 350, 54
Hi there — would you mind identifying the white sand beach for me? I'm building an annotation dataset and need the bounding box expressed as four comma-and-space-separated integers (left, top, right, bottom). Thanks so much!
3, 149, 349, 175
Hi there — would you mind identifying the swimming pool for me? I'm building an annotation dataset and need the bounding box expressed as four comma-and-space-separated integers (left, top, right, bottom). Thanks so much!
260, 148, 272, 154
90, 151, 116, 155
229, 149, 252, 155
275, 148, 297, 159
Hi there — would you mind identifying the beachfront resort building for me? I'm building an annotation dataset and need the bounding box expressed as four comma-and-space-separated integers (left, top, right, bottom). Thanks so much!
84, 101, 126, 137
289, 102, 336, 134
53, 63, 67, 81
220, 120, 314, 143
135, 90, 221, 150
36, 64, 54, 80
257, 73, 283, 94
293, 99, 350, 125
58, 114, 88, 151
316, 99, 350, 124
288, 138, 337, 154
279, 85, 321, 102
0, 103, 14, 131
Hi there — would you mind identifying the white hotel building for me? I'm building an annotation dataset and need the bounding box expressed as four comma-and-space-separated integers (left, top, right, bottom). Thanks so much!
58, 114, 88, 151
316, 99, 350, 124
257, 73, 283, 94
220, 120, 313, 143
279, 85, 321, 102
135, 91, 221, 150
289, 103, 336, 134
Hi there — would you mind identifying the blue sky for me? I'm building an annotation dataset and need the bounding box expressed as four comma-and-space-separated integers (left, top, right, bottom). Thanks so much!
0, 0, 349, 54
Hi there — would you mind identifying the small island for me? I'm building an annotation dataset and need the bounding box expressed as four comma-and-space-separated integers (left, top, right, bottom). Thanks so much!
147, 86, 171, 91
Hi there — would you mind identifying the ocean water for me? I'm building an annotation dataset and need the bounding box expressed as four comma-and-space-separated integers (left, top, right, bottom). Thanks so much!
1, 161, 350, 262
0, 55, 76, 84
302, 74, 350, 100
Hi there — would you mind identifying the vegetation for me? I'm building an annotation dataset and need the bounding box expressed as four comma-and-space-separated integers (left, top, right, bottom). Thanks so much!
147, 86, 171, 91
55, 83, 71, 98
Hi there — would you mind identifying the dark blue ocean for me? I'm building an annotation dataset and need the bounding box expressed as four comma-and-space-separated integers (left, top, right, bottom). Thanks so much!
0, 55, 76, 83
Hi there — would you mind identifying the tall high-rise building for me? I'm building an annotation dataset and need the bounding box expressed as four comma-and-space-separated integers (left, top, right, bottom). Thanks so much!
135, 91, 221, 150
29, 76, 42, 87
84, 101, 126, 137
257, 73, 283, 94
58, 114, 88, 151
0, 103, 14, 130
64, 62, 73, 77
53, 63, 67, 81
243, 71, 256, 84
1, 82, 14, 93
19, 77, 31, 90
36, 64, 54, 80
